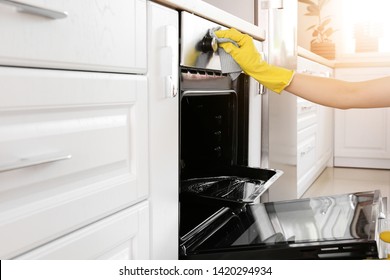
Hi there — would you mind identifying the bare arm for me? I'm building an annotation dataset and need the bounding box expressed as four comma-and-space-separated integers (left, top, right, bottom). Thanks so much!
285, 73, 390, 109
215, 28, 390, 109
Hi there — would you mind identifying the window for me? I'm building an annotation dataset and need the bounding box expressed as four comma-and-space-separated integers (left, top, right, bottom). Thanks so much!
341, 0, 390, 54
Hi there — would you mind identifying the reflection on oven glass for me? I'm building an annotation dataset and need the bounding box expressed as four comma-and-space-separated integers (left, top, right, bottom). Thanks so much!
250, 192, 375, 244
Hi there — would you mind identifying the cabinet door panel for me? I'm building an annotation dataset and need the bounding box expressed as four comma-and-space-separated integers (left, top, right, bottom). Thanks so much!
15, 202, 149, 260
0, 0, 146, 73
335, 67, 390, 168
297, 125, 317, 197
0, 67, 148, 259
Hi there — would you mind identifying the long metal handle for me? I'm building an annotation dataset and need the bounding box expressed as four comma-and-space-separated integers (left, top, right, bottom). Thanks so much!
0, 0, 68, 19
160, 25, 178, 98
258, 52, 266, 95
0, 152, 72, 173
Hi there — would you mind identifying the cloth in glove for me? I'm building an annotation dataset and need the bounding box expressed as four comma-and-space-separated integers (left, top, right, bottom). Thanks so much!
215, 28, 294, 94
209, 27, 242, 80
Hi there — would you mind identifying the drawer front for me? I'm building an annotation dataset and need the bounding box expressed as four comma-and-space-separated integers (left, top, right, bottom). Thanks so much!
0, 0, 146, 73
297, 125, 317, 196
297, 97, 317, 131
15, 202, 149, 260
297, 127, 317, 179
297, 56, 332, 78
0, 67, 148, 259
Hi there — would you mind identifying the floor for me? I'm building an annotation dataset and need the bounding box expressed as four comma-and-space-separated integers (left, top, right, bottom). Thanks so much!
302, 167, 390, 213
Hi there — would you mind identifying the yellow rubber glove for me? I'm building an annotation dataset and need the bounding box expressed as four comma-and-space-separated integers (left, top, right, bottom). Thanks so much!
380, 231, 390, 260
215, 28, 294, 94
381, 231, 390, 243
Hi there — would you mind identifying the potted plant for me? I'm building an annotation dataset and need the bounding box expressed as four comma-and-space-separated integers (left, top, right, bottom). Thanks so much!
299, 0, 336, 59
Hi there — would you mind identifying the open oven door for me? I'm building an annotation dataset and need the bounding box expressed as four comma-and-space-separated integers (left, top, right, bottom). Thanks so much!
179, 190, 386, 260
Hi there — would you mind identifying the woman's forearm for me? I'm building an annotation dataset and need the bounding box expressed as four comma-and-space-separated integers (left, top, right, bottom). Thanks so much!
285, 73, 390, 109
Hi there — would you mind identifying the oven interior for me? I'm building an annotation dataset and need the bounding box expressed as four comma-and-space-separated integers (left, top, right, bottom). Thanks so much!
179, 67, 252, 233
179, 66, 281, 203
180, 68, 248, 179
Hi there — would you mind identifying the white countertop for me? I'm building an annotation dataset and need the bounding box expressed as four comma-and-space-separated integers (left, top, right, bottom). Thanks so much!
297, 46, 335, 68
298, 46, 390, 69
153, 0, 266, 42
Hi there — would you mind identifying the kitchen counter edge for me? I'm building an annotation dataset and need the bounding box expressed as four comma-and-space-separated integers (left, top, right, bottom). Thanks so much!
298, 46, 390, 69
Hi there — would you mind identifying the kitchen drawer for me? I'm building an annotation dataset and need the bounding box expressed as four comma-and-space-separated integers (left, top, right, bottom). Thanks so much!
15, 202, 149, 259
297, 125, 317, 196
0, 66, 148, 259
297, 97, 317, 131
297, 56, 332, 78
0, 0, 146, 73
297, 126, 317, 179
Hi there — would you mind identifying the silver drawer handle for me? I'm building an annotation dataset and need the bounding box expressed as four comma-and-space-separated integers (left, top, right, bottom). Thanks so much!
300, 69, 330, 78
300, 146, 314, 157
0, 0, 68, 19
0, 153, 72, 173
301, 105, 315, 111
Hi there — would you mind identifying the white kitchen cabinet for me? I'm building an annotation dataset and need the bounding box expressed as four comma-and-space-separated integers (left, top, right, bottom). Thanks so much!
15, 202, 149, 260
0, 0, 150, 260
0, 0, 147, 74
297, 124, 317, 193
0, 66, 148, 259
147, 1, 179, 259
297, 57, 334, 197
269, 56, 334, 201
334, 67, 390, 169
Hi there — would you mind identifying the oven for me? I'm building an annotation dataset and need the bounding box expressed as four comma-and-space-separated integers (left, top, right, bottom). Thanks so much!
178, 12, 388, 260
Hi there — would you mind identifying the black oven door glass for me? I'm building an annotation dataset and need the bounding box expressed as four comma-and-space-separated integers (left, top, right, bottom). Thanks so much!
180, 191, 380, 259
